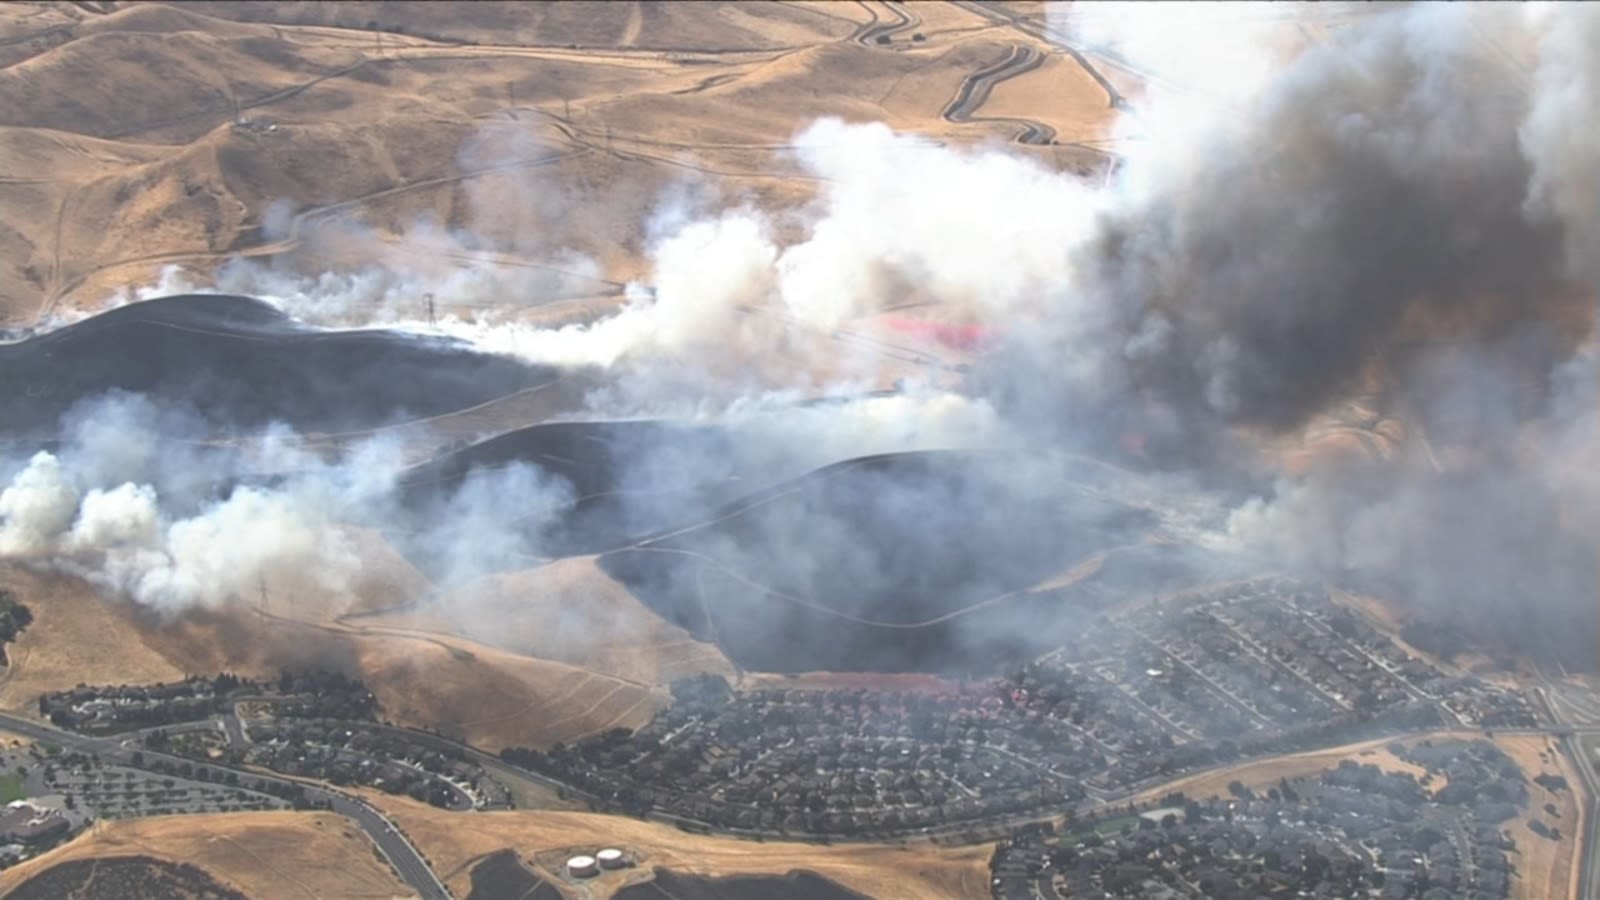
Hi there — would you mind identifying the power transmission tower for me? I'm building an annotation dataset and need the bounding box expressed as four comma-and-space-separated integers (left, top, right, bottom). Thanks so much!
257, 574, 268, 619
425, 292, 436, 327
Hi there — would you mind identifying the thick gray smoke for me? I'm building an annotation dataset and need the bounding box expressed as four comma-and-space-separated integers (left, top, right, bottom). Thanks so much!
1055, 1, 1600, 662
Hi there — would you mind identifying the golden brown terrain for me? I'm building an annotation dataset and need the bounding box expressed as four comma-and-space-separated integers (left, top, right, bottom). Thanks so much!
1132, 734, 1446, 806
0, 554, 668, 751
0, 0, 1119, 328
0, 564, 186, 709
1496, 735, 1583, 900
369, 555, 737, 686
0, 812, 414, 899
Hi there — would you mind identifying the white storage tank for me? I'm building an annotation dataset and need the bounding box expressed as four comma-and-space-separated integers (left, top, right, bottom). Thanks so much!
596, 848, 627, 869
566, 855, 598, 878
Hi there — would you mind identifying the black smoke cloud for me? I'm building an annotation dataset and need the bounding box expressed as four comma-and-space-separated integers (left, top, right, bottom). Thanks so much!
1025, 2, 1600, 665
1000, 2, 1596, 446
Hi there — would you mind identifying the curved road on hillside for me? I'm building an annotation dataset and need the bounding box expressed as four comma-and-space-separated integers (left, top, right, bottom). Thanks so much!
941, 44, 1052, 145
0, 712, 450, 900
853, 0, 921, 46
950, 0, 1127, 112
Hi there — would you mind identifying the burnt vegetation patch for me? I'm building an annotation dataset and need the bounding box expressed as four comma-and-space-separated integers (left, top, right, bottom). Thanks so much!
397, 419, 746, 558
599, 451, 1157, 674
1, 294, 559, 440
464, 850, 563, 900
5, 855, 248, 900
614, 868, 870, 900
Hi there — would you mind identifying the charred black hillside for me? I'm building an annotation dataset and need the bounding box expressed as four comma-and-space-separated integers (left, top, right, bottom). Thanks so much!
1, 294, 559, 438
395, 418, 754, 559
600, 451, 1168, 674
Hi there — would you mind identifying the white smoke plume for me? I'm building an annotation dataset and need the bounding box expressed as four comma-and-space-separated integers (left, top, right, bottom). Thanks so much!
0, 382, 998, 618
0, 454, 80, 556
211, 116, 1102, 384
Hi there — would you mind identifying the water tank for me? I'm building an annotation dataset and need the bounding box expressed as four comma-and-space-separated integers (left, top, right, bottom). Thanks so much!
597, 848, 626, 869
566, 855, 598, 878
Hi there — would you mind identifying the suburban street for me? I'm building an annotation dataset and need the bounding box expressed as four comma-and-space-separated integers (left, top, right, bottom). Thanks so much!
0, 711, 451, 900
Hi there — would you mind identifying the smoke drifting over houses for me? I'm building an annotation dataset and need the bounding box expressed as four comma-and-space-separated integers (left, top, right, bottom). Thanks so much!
2, 2, 1598, 669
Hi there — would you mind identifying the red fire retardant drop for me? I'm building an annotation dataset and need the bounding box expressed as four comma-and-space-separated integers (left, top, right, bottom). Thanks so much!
882, 317, 993, 351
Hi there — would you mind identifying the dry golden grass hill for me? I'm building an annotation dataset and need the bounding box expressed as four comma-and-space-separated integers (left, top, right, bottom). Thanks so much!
0, 545, 671, 751
0, 811, 415, 899
362, 554, 737, 686
0, 0, 1123, 327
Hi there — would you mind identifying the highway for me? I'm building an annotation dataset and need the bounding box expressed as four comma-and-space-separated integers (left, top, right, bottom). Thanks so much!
0, 712, 451, 900
1572, 730, 1600, 899
1533, 673, 1600, 900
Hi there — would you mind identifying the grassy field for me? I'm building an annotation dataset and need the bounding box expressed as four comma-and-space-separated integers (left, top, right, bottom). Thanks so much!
0, 773, 24, 803
1496, 734, 1582, 900
0, 565, 187, 715
359, 790, 992, 900
1130, 734, 1445, 806
0, 812, 412, 899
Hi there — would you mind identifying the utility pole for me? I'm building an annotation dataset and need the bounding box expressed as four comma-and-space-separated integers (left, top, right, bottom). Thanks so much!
425, 292, 436, 327
257, 574, 267, 619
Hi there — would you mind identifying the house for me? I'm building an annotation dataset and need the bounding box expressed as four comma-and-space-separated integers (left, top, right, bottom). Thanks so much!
0, 801, 68, 845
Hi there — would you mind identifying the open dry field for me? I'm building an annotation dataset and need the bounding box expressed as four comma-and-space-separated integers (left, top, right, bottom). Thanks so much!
1131, 733, 1447, 806
0, 811, 413, 899
359, 791, 991, 900
0, 549, 668, 750
1496, 734, 1583, 900
366, 555, 737, 686
0, 564, 187, 711
351, 628, 669, 752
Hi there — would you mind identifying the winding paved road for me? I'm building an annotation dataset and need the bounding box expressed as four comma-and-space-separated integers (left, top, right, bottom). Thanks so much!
951, 0, 1127, 111
940, 44, 1053, 145
853, 0, 921, 46
0, 712, 450, 900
